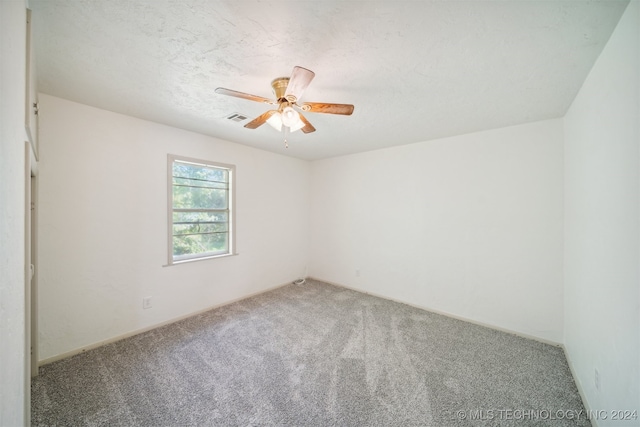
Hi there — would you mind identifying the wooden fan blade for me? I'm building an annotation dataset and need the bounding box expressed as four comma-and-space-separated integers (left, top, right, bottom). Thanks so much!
299, 102, 354, 115
298, 112, 316, 134
215, 87, 274, 104
244, 110, 278, 129
284, 66, 315, 103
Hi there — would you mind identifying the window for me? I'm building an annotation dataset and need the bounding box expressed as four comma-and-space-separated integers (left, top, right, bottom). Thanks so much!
168, 155, 235, 264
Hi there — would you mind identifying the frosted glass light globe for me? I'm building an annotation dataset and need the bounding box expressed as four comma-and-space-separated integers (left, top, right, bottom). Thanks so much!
281, 106, 299, 127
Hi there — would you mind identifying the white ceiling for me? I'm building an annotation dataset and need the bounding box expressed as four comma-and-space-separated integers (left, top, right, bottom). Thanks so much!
31, 0, 629, 160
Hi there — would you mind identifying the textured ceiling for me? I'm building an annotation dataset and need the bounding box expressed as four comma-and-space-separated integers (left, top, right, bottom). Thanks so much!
31, 0, 629, 160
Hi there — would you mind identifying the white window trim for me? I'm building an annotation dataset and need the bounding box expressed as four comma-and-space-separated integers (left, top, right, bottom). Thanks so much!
167, 154, 236, 266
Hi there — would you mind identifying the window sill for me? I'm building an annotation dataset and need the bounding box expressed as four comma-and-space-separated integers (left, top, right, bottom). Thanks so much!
163, 252, 239, 267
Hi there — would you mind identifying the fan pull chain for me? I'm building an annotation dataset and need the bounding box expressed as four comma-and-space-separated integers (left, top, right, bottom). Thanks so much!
283, 126, 289, 148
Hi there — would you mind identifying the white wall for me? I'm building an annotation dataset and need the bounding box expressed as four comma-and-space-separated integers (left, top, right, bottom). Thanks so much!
310, 119, 564, 343
0, 1, 27, 425
37, 94, 310, 361
564, 1, 639, 423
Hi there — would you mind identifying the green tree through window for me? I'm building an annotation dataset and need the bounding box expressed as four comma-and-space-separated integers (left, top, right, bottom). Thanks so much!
169, 155, 234, 263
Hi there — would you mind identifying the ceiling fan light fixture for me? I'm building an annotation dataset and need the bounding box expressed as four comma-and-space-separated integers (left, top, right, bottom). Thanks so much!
279, 105, 305, 133
265, 109, 305, 133
266, 112, 283, 131
289, 118, 305, 133
281, 106, 299, 127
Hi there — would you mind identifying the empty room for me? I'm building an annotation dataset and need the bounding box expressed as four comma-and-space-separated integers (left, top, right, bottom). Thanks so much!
1, 0, 638, 426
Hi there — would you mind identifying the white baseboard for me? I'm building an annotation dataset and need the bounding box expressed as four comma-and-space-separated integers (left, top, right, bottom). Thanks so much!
38, 280, 293, 367
309, 276, 562, 347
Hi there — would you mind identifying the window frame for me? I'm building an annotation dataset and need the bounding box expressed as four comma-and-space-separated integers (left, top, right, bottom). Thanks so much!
167, 154, 236, 265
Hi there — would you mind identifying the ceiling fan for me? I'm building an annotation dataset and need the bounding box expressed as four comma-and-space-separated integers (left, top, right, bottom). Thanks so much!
215, 66, 354, 146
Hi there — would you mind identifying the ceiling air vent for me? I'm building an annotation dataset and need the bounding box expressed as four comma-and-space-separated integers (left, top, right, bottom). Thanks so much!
226, 113, 248, 122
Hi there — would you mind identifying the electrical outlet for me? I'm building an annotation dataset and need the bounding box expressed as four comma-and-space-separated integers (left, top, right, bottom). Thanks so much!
355, 269, 361, 277
143, 297, 152, 309
594, 369, 600, 392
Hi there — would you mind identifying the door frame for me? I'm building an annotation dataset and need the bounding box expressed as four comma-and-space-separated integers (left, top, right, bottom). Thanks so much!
24, 141, 38, 426
30, 169, 38, 377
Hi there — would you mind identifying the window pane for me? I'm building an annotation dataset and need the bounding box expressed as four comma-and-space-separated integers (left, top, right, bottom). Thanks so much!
173, 222, 228, 236
173, 232, 228, 258
173, 186, 227, 209
173, 162, 228, 183
173, 176, 228, 189
173, 211, 228, 224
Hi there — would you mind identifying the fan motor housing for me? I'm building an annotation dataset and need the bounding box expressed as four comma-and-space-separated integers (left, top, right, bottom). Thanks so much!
271, 77, 290, 101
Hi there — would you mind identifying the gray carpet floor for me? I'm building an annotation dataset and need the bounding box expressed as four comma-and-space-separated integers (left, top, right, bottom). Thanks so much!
31, 279, 590, 426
